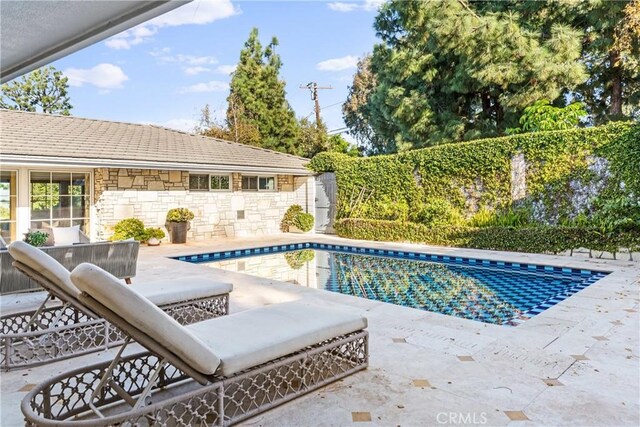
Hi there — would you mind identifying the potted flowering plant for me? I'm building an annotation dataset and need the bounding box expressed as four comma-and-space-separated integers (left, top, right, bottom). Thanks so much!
166, 208, 194, 244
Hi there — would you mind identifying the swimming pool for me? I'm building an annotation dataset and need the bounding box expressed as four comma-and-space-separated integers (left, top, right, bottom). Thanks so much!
174, 243, 609, 326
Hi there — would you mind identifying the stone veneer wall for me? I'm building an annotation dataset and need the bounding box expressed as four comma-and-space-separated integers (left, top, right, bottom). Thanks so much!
93, 168, 314, 241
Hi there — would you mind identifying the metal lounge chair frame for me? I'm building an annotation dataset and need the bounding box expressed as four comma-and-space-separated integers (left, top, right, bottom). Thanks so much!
21, 280, 369, 426
0, 262, 230, 371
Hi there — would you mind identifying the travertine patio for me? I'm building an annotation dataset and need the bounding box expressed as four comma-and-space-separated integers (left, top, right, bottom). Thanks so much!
1, 235, 638, 426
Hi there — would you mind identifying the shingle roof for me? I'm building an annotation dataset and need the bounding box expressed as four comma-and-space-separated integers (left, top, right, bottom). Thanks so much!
0, 109, 311, 174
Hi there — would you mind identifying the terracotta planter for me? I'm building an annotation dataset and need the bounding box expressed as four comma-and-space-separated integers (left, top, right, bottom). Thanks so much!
168, 222, 188, 244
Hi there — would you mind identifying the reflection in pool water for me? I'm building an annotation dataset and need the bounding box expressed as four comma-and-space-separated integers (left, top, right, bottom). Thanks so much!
203, 249, 605, 326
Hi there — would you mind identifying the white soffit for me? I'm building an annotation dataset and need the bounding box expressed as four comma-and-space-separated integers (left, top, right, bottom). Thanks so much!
1, 0, 190, 83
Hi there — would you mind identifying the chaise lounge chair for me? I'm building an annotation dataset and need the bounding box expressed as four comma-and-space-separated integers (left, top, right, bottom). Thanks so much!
1, 241, 232, 370
22, 263, 368, 426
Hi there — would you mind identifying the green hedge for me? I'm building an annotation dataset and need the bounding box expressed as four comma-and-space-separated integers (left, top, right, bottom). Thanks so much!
335, 218, 640, 255
309, 122, 638, 225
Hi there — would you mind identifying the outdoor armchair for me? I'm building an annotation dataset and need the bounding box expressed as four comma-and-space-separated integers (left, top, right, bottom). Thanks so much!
0, 241, 232, 370
21, 263, 369, 426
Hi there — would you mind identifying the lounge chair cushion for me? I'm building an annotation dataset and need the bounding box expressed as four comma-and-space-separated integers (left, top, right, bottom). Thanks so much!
135, 277, 233, 306
186, 301, 368, 376
71, 263, 221, 375
8, 241, 81, 298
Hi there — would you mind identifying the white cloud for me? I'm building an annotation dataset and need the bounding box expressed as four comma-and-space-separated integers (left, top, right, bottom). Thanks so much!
185, 66, 211, 75
328, 0, 383, 12
104, 25, 158, 50
149, 0, 238, 27
180, 80, 228, 93
64, 64, 129, 89
105, 0, 239, 49
317, 55, 359, 71
215, 64, 236, 75
150, 48, 220, 75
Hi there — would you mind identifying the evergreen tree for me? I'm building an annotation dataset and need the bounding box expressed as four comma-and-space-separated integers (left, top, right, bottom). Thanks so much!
0, 66, 72, 115
363, 0, 586, 151
227, 28, 299, 154
475, 0, 640, 122
343, 54, 387, 154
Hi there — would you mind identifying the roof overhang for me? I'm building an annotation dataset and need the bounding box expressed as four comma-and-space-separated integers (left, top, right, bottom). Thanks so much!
1, 0, 190, 83
0, 154, 314, 176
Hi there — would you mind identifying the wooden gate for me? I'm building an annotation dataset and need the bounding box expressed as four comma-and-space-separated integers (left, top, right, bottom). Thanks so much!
315, 173, 336, 234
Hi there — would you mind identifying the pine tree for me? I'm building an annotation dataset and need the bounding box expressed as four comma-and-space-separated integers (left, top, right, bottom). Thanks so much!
227, 28, 299, 154
0, 66, 72, 115
475, 0, 640, 122
360, 0, 586, 151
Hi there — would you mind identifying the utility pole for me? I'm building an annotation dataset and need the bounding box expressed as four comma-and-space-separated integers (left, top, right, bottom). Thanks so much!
300, 82, 332, 126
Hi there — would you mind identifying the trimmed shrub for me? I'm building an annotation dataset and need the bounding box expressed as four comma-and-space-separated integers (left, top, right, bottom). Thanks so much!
293, 212, 315, 232
334, 218, 639, 255
281, 205, 303, 232
112, 218, 146, 241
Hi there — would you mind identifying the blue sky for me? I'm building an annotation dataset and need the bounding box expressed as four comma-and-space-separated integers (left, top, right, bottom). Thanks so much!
50, 0, 381, 137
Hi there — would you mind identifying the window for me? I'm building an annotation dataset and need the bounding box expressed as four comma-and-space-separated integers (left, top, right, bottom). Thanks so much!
189, 174, 209, 191
242, 175, 276, 191
29, 171, 90, 233
189, 174, 230, 191
0, 170, 17, 243
210, 175, 230, 190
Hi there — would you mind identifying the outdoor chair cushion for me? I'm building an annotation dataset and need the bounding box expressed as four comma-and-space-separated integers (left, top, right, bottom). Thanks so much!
8, 240, 80, 298
52, 225, 81, 246
7, 241, 232, 305
186, 301, 368, 376
134, 277, 233, 306
71, 263, 221, 375
72, 262, 367, 378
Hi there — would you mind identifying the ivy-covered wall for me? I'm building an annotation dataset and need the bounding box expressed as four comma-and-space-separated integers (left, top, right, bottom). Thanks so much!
310, 122, 639, 227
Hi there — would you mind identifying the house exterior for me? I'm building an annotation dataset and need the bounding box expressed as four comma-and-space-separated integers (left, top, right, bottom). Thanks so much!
0, 109, 314, 243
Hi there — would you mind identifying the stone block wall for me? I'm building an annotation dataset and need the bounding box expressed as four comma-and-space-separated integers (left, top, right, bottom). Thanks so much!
93, 168, 314, 241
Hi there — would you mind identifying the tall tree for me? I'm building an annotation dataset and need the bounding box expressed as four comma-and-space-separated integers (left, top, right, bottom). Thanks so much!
362, 0, 586, 152
474, 0, 640, 122
0, 66, 72, 115
343, 54, 387, 154
227, 28, 299, 154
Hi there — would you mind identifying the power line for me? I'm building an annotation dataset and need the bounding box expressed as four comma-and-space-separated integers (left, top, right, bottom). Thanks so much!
304, 102, 343, 120
299, 82, 333, 125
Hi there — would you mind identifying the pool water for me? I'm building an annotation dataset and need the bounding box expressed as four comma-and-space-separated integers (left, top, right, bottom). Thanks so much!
175, 243, 608, 326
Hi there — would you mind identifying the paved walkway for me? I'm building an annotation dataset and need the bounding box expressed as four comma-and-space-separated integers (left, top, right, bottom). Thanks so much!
1, 235, 638, 426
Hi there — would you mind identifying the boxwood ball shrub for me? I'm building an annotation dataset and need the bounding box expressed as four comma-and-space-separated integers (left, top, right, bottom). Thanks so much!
293, 212, 315, 232
281, 205, 303, 232
111, 218, 146, 241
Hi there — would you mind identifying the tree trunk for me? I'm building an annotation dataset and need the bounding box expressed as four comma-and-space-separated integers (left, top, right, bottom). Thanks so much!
495, 98, 504, 132
610, 50, 623, 116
